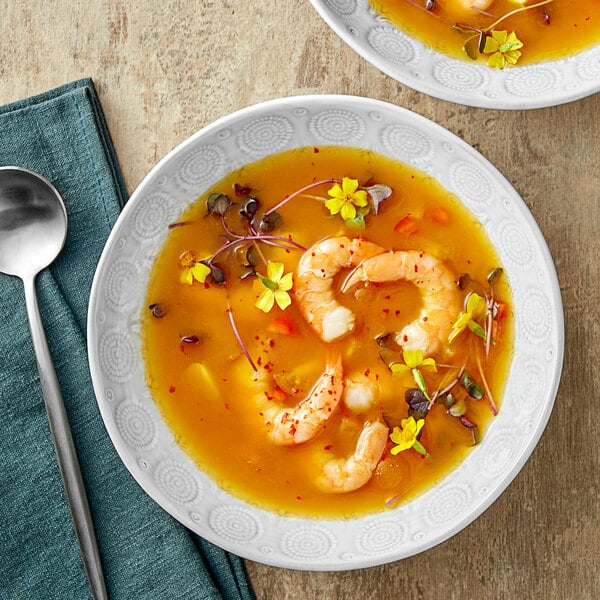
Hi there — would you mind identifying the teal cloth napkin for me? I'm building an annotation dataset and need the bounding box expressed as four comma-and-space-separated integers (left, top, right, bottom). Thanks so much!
0, 79, 256, 600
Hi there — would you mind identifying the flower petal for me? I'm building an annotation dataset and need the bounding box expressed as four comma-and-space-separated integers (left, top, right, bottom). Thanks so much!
327, 183, 344, 199
274, 290, 292, 311
342, 177, 359, 195
191, 262, 211, 283
403, 349, 423, 369
325, 197, 343, 215
278, 272, 294, 291
487, 52, 506, 69
267, 261, 284, 283
340, 202, 357, 221
255, 289, 275, 313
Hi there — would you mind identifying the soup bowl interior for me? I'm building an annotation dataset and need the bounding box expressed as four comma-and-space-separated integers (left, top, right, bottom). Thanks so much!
309, 0, 600, 109
88, 95, 563, 570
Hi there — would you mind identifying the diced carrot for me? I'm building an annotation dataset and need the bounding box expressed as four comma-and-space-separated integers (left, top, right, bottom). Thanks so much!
431, 207, 450, 224
495, 301, 508, 320
268, 314, 300, 336
393, 215, 418, 237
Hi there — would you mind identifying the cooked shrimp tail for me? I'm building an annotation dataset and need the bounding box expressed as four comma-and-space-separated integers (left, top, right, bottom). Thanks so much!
265, 353, 344, 446
316, 420, 388, 493
342, 249, 462, 357
295, 236, 384, 342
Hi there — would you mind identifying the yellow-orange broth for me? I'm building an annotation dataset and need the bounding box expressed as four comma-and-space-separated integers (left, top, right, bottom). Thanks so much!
142, 146, 513, 518
370, 0, 600, 65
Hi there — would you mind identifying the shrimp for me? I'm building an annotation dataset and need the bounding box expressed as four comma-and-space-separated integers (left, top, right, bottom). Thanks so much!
316, 421, 389, 493
343, 372, 380, 414
295, 236, 384, 342
342, 250, 462, 357
264, 353, 344, 446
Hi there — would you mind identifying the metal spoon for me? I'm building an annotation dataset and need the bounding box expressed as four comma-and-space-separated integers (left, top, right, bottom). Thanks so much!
0, 166, 108, 600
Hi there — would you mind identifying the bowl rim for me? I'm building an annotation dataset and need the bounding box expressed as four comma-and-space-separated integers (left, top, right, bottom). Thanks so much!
88, 94, 565, 570
309, 0, 600, 110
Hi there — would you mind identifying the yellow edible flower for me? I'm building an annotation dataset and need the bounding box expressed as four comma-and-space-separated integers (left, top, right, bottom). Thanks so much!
179, 251, 212, 285
390, 416, 427, 456
325, 177, 369, 221
255, 261, 293, 313
483, 30, 523, 69
391, 349, 437, 402
391, 349, 437, 377
449, 292, 486, 343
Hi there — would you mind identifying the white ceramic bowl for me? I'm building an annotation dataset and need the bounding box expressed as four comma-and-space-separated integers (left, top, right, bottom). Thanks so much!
309, 0, 600, 109
88, 95, 563, 570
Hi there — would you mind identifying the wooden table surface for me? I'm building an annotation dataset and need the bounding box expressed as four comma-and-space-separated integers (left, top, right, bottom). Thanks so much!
2, 2, 598, 598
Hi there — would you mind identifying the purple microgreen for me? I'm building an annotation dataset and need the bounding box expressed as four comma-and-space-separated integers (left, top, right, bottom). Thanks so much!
257, 211, 282, 233
459, 371, 485, 400
264, 178, 338, 217
459, 416, 479, 445
448, 396, 467, 417
207, 262, 226, 286
148, 303, 167, 318
240, 197, 260, 221
226, 301, 257, 372
375, 333, 394, 348
405, 388, 430, 420
487, 267, 503, 285
475, 350, 498, 416
362, 183, 392, 215
207, 193, 233, 216
168, 221, 191, 229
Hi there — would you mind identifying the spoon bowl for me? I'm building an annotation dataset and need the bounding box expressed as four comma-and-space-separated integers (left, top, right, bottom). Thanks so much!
0, 167, 67, 277
0, 166, 107, 599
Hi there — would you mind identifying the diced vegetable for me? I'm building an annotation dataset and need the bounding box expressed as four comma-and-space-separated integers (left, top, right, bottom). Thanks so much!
268, 314, 300, 336
393, 215, 418, 237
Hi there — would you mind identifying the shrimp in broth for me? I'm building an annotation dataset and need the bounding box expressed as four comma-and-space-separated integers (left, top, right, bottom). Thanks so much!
142, 146, 513, 518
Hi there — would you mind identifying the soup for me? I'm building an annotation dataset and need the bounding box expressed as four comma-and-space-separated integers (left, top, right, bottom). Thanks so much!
142, 146, 513, 518
370, 0, 600, 66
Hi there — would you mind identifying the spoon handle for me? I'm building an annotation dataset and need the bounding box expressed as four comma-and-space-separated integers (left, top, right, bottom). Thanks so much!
23, 275, 109, 600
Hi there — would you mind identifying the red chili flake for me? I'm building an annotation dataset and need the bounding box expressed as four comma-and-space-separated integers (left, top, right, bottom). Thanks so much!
257, 356, 263, 366
224, 403, 230, 410
269, 339, 275, 348
180, 334, 199, 344
296, 496, 303, 500
169, 386, 176, 393
314, 147, 319, 153
414, 265, 418, 273
422, 316, 428, 322
403, 335, 409, 342
364, 368, 371, 377
385, 295, 391, 301
383, 308, 390, 315
395, 310, 401, 317
324, 444, 333, 451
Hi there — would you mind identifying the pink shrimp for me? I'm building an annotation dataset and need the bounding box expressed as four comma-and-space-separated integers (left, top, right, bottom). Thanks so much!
264, 353, 344, 446
315, 421, 389, 493
342, 249, 462, 357
295, 236, 384, 342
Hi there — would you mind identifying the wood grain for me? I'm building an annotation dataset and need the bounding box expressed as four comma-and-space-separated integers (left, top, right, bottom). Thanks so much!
1, 1, 598, 598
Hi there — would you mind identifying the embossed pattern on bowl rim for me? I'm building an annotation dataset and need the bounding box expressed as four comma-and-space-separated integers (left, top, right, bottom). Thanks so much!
88, 95, 564, 570
310, 0, 600, 109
